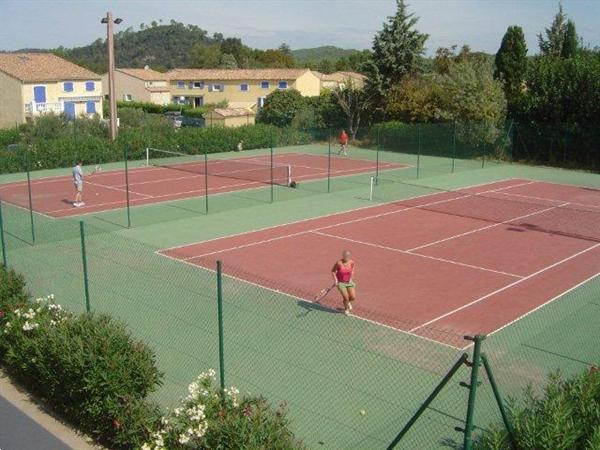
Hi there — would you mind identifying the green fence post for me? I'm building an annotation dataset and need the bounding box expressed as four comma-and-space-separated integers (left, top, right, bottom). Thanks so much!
123, 147, 132, 228
452, 121, 456, 173
25, 151, 35, 244
204, 152, 209, 214
482, 142, 486, 169
327, 129, 332, 193
79, 221, 91, 313
0, 201, 7, 268
375, 128, 380, 185
481, 354, 517, 450
416, 124, 421, 180
461, 335, 485, 450
387, 353, 469, 449
216, 260, 225, 391
270, 144, 274, 203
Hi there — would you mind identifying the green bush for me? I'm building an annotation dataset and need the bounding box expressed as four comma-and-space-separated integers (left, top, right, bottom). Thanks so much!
0, 127, 21, 148
0, 269, 163, 449
142, 369, 304, 449
474, 369, 600, 450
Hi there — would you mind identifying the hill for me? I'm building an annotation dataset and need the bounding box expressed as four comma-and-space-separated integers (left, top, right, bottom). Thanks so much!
292, 46, 360, 63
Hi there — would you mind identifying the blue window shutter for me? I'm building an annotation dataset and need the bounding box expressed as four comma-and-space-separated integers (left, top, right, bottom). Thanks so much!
85, 81, 95, 91
64, 102, 76, 118
64, 82, 73, 92
86, 101, 96, 114
33, 86, 46, 103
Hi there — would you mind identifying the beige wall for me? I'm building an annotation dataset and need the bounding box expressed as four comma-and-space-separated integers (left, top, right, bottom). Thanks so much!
105, 72, 170, 105
0, 71, 24, 128
205, 114, 255, 128
22, 79, 103, 119
293, 71, 321, 96
169, 72, 322, 108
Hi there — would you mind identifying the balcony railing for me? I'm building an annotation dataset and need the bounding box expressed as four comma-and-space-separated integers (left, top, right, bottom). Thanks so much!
24, 102, 63, 115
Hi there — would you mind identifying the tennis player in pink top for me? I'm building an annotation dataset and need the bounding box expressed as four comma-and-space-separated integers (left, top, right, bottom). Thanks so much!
331, 250, 356, 315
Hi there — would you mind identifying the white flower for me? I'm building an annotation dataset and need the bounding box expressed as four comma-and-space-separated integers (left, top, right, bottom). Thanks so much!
5, 322, 11, 328
50, 320, 56, 326
174, 407, 183, 417
160, 417, 169, 426
35, 298, 44, 304
22, 321, 39, 331
141, 444, 151, 450
49, 294, 55, 300
178, 434, 190, 444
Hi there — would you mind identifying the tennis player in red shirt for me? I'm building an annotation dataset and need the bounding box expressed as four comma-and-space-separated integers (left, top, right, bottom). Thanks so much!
338, 129, 349, 156
331, 250, 356, 315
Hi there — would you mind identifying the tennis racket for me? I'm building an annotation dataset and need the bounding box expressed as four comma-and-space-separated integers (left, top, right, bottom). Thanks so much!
314, 283, 336, 302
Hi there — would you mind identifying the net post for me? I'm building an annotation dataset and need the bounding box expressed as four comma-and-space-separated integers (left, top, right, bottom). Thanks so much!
327, 129, 332, 193
145, 147, 150, 166
270, 144, 274, 203
481, 353, 517, 450
25, 150, 35, 244
123, 146, 132, 228
369, 176, 374, 202
416, 124, 421, 180
216, 260, 225, 391
452, 121, 456, 173
461, 334, 485, 450
375, 128, 380, 185
0, 201, 7, 268
386, 353, 469, 449
204, 152, 209, 214
79, 221, 91, 313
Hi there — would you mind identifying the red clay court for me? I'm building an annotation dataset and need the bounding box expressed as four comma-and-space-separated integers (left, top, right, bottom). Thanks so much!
0, 152, 404, 218
160, 178, 600, 349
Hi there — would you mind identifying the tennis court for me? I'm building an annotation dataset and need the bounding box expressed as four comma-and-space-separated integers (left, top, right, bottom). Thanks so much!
160, 178, 600, 349
0, 151, 405, 218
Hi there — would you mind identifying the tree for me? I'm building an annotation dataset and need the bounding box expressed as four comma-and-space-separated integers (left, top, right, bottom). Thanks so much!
278, 43, 292, 56
256, 49, 295, 68
332, 82, 372, 138
538, 2, 567, 57
219, 53, 238, 69
384, 76, 447, 122
257, 90, 308, 127
561, 20, 579, 58
495, 26, 528, 109
317, 59, 334, 74
190, 44, 222, 68
370, 0, 428, 90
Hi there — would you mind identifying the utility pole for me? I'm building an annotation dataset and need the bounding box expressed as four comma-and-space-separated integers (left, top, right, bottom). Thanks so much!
101, 12, 122, 140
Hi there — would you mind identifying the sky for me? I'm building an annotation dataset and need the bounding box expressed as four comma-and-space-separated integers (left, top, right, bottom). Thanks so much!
0, 0, 599, 55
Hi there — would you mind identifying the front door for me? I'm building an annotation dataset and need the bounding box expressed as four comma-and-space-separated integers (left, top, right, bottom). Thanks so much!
194, 97, 203, 107
33, 86, 46, 104
64, 102, 76, 119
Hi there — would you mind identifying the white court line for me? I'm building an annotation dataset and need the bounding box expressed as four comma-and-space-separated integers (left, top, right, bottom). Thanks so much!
157, 251, 464, 351
493, 190, 600, 210
85, 180, 153, 198
406, 201, 568, 253
409, 242, 600, 333
177, 179, 538, 261
312, 230, 523, 278
160, 178, 527, 252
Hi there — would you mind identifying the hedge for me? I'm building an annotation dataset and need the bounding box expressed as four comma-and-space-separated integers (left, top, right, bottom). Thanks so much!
0, 266, 304, 449
0, 115, 312, 174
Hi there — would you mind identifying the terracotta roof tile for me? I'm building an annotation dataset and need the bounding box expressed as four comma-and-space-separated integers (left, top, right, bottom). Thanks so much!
0, 53, 100, 82
167, 68, 312, 81
116, 68, 167, 81
209, 108, 255, 117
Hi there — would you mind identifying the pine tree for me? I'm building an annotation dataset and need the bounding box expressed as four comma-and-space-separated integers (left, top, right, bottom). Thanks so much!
561, 20, 579, 58
495, 26, 528, 106
538, 2, 567, 57
370, 0, 428, 89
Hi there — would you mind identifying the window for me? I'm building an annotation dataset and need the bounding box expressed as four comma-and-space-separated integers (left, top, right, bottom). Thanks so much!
278, 81, 288, 90
86, 101, 96, 114
257, 97, 266, 108
85, 81, 95, 92
63, 82, 74, 92
188, 81, 194, 89
176, 80, 185, 89
240, 83, 249, 92
123, 94, 133, 101
193, 81, 205, 89
260, 81, 270, 89
209, 84, 224, 92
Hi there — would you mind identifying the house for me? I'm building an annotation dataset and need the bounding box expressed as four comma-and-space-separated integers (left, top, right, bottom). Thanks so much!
166, 68, 321, 110
101, 67, 170, 105
204, 108, 256, 128
0, 53, 102, 128
316, 71, 367, 90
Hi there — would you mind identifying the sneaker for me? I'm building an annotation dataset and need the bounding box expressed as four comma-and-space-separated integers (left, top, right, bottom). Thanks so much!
348, 302, 353, 311
73, 202, 81, 207
344, 308, 351, 316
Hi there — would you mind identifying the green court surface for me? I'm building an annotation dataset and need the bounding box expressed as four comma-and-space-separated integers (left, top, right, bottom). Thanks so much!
0, 144, 599, 449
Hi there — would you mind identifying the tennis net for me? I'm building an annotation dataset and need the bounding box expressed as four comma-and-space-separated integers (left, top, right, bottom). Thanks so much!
369, 177, 600, 244
146, 148, 292, 186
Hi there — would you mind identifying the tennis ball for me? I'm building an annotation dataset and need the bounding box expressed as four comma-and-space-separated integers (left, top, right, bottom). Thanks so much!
359, 409, 366, 416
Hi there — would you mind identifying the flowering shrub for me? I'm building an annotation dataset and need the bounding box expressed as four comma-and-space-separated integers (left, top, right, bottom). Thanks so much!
142, 369, 305, 450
